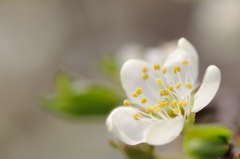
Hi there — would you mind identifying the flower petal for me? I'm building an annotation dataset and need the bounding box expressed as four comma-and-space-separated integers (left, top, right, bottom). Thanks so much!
163, 38, 199, 84
106, 106, 153, 145
192, 65, 221, 113
121, 59, 163, 108
146, 116, 184, 146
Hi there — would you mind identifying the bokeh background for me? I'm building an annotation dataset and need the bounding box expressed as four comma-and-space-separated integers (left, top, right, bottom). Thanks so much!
0, 0, 240, 159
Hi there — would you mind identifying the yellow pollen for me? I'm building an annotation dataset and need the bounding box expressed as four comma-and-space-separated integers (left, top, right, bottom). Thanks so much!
133, 113, 140, 120
145, 107, 153, 113
181, 60, 189, 65
135, 87, 143, 94
172, 100, 177, 106
164, 101, 170, 106
177, 66, 181, 72
153, 64, 160, 70
142, 73, 149, 80
123, 99, 131, 106
173, 108, 180, 115
141, 97, 148, 103
186, 82, 193, 89
163, 89, 170, 96
178, 100, 184, 106
158, 90, 164, 96
142, 66, 148, 73
169, 85, 174, 92
176, 82, 182, 89
162, 67, 167, 74
173, 66, 181, 74
159, 102, 165, 107
132, 92, 138, 97
158, 100, 166, 103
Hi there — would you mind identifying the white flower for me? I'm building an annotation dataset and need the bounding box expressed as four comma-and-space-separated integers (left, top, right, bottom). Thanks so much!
106, 38, 221, 146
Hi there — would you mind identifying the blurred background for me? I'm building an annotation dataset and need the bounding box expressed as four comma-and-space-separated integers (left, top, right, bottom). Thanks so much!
0, 0, 240, 159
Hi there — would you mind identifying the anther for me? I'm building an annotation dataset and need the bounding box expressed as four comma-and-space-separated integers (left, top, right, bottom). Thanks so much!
142, 73, 149, 80
158, 90, 164, 96
145, 107, 153, 113
181, 60, 189, 65
169, 85, 174, 92
133, 113, 140, 120
178, 100, 184, 106
176, 66, 181, 72
162, 67, 167, 74
123, 99, 131, 106
163, 89, 170, 96
135, 88, 143, 94
173, 108, 180, 115
173, 66, 181, 74
172, 100, 177, 106
142, 66, 148, 73
132, 92, 138, 97
186, 82, 193, 89
141, 97, 148, 103
176, 82, 182, 89
154, 64, 160, 70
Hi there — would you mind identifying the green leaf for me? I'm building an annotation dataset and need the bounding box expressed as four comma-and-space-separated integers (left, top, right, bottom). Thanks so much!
41, 73, 122, 117
124, 144, 155, 159
98, 54, 120, 82
183, 124, 232, 159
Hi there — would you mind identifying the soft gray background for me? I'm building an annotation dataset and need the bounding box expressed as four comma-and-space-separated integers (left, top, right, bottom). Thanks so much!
0, 0, 240, 158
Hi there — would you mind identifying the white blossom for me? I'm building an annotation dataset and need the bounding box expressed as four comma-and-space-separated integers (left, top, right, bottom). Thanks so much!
106, 38, 221, 146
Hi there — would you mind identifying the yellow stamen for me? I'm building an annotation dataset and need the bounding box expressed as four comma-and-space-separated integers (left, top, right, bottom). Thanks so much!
173, 66, 177, 74
141, 97, 148, 103
186, 82, 193, 89
145, 107, 153, 113
173, 108, 180, 115
176, 66, 181, 72
173, 66, 181, 74
133, 113, 140, 120
164, 101, 170, 106
154, 64, 160, 70
162, 67, 167, 74
163, 89, 170, 96
132, 92, 138, 97
181, 60, 189, 65
158, 100, 165, 103
178, 100, 184, 106
169, 85, 174, 92
142, 66, 148, 73
158, 90, 164, 96
142, 73, 149, 80
176, 82, 182, 89
135, 87, 143, 94
172, 100, 177, 106
123, 99, 131, 106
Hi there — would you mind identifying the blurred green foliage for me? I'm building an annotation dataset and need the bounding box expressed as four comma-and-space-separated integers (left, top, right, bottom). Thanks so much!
124, 144, 155, 159
99, 54, 120, 83
42, 73, 122, 117
183, 124, 232, 159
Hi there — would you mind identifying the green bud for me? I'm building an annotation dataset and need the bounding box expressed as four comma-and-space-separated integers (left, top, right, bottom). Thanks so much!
124, 144, 155, 159
183, 124, 232, 159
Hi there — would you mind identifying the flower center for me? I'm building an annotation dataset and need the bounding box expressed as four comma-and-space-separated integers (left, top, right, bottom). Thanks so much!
124, 60, 195, 122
